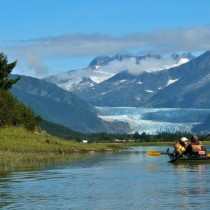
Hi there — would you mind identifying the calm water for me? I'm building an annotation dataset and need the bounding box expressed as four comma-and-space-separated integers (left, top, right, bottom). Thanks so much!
1, 146, 210, 210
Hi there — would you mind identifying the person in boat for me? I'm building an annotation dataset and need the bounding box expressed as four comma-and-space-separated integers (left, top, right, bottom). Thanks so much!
173, 137, 189, 156
191, 135, 202, 145
183, 135, 206, 156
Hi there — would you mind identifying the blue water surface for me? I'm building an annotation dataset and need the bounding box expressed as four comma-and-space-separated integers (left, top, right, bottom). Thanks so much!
1, 146, 210, 210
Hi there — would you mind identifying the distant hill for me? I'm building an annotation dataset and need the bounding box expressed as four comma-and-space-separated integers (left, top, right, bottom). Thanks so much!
10, 75, 130, 133
39, 119, 84, 140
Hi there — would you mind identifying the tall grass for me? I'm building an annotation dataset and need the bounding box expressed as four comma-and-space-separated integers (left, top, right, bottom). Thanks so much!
0, 127, 124, 172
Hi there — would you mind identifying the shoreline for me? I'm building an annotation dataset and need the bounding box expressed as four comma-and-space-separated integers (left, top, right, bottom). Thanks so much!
1, 127, 210, 172
0, 127, 131, 172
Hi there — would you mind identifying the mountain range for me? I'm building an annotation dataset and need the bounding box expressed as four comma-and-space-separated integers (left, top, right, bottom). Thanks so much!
10, 51, 210, 134
45, 52, 203, 107
44, 53, 193, 92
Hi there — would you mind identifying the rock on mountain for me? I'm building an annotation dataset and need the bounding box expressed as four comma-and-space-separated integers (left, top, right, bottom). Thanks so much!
10, 75, 130, 133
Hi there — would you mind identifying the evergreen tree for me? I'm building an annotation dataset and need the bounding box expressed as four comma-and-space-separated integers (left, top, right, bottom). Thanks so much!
0, 53, 40, 131
0, 90, 40, 131
0, 52, 19, 90
133, 131, 141, 140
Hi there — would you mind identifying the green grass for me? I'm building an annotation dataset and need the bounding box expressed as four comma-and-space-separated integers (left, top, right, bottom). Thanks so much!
0, 127, 127, 172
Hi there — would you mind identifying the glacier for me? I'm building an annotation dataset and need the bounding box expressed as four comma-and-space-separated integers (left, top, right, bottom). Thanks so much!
96, 107, 210, 134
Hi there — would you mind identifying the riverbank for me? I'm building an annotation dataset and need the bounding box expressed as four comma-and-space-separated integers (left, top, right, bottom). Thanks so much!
1, 127, 210, 172
0, 127, 128, 172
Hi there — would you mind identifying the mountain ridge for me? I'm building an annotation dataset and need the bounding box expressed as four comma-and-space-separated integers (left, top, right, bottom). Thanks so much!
142, 50, 210, 108
10, 75, 130, 133
64, 51, 210, 108
44, 52, 194, 93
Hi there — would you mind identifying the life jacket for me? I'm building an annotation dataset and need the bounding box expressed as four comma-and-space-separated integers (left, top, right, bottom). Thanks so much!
173, 141, 185, 155
191, 144, 206, 156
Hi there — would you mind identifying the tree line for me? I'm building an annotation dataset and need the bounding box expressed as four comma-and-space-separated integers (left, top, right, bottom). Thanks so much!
39, 120, 197, 143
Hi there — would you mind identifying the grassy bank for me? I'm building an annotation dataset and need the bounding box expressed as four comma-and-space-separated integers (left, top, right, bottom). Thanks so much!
1, 127, 210, 172
0, 127, 125, 172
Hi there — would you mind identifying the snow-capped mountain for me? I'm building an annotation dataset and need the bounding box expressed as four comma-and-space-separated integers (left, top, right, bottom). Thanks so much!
71, 51, 210, 108
143, 51, 210, 108
67, 52, 201, 107
44, 53, 194, 93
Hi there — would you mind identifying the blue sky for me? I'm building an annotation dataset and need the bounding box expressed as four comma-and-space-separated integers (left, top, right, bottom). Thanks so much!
1, 0, 210, 78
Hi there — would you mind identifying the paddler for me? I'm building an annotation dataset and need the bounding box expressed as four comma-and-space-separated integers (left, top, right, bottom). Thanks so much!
183, 135, 207, 156
173, 137, 189, 156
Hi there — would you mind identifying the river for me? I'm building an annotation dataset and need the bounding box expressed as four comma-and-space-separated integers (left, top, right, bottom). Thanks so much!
1, 146, 210, 210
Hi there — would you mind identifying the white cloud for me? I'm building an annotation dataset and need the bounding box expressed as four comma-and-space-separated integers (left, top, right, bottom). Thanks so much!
98, 56, 189, 76
1, 25, 210, 77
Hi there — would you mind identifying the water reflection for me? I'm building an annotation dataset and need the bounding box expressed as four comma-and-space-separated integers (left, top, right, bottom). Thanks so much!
1, 146, 210, 209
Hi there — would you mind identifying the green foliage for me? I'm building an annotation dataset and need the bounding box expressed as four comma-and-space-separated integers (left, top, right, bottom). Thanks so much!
133, 132, 141, 140
0, 52, 19, 90
0, 52, 40, 131
0, 90, 40, 131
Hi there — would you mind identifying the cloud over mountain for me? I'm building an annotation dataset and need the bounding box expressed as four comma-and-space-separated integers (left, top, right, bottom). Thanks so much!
99, 56, 190, 76
2, 25, 210, 78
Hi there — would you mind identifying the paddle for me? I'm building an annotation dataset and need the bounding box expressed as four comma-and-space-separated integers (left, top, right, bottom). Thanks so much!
147, 148, 181, 163
168, 155, 182, 163
166, 147, 184, 163
146, 150, 167, 156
